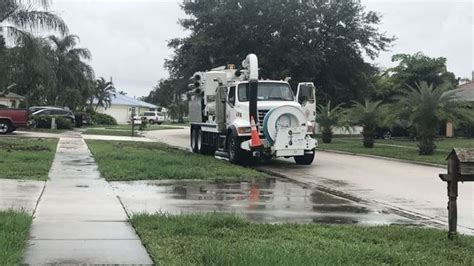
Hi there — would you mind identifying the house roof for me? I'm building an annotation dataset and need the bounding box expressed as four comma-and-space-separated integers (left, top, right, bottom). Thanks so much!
452, 81, 474, 102
0, 92, 24, 99
93, 93, 157, 108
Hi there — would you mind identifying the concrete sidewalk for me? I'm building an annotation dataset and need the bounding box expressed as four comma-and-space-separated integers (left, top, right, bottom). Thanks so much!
23, 135, 152, 264
0, 179, 45, 213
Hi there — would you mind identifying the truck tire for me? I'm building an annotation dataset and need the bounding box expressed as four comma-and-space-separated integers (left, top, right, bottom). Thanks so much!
149, 120, 155, 125
191, 127, 199, 153
197, 130, 215, 156
227, 131, 246, 164
0, 120, 11, 135
294, 150, 315, 165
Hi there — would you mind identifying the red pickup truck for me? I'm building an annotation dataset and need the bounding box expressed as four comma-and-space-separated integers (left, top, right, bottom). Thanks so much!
0, 109, 29, 134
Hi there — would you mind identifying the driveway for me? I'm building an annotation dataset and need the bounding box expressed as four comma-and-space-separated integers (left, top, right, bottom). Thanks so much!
146, 128, 474, 235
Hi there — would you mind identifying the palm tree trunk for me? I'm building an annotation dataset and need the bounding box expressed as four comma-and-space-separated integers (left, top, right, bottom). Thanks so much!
321, 128, 333, 143
417, 128, 437, 155
362, 127, 375, 148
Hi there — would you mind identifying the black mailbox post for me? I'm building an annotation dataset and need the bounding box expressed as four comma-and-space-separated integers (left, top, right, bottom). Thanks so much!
439, 148, 474, 239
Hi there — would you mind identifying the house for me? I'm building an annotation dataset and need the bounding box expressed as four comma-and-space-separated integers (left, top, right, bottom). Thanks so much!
93, 93, 157, 124
446, 80, 474, 137
0, 92, 24, 108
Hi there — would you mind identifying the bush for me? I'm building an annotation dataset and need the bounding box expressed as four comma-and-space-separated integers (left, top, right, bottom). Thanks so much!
91, 112, 117, 125
33, 116, 52, 128
32, 116, 72, 129
56, 117, 72, 129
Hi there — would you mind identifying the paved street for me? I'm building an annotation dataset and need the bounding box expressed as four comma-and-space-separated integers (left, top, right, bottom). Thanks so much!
145, 128, 474, 235
23, 134, 152, 264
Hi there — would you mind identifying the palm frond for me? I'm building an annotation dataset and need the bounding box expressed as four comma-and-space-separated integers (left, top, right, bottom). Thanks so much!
6, 10, 68, 34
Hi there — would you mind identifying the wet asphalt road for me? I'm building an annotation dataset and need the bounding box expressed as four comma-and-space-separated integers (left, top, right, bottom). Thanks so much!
144, 128, 474, 234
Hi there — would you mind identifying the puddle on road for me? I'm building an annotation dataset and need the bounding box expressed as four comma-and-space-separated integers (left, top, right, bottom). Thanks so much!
112, 178, 412, 226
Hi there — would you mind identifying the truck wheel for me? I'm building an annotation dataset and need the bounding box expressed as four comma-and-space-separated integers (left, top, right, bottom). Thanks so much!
0, 120, 11, 135
149, 120, 155, 125
294, 150, 315, 165
191, 128, 199, 153
227, 131, 246, 164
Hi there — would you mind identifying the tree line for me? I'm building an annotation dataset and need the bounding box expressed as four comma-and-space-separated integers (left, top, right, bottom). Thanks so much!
0, 0, 115, 111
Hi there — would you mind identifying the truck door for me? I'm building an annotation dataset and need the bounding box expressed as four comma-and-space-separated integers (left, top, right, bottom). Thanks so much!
226, 85, 237, 125
296, 82, 316, 123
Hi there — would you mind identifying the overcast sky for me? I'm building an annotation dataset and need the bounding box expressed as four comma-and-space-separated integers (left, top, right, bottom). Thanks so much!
51, 0, 473, 97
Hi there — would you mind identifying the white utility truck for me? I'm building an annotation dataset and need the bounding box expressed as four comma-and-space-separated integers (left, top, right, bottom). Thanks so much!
188, 54, 318, 165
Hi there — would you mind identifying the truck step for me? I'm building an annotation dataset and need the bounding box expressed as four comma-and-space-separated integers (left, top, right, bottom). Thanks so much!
214, 150, 229, 161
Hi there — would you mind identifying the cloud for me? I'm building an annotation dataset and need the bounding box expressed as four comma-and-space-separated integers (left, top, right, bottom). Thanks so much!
51, 0, 473, 98
363, 0, 473, 79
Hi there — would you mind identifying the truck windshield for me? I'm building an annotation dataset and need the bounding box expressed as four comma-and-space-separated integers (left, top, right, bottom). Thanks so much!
238, 83, 294, 102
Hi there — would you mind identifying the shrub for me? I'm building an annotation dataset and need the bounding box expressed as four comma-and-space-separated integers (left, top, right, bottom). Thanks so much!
91, 112, 117, 125
316, 101, 345, 143
346, 100, 387, 148
33, 116, 52, 128
32, 116, 73, 129
56, 117, 73, 129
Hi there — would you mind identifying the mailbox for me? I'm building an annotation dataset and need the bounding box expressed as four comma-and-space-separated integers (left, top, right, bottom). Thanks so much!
439, 148, 474, 239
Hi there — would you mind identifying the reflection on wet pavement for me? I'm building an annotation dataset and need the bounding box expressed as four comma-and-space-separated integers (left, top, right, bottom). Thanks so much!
112, 178, 413, 225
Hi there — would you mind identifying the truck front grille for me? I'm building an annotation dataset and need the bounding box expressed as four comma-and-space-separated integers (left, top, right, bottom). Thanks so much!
257, 109, 269, 129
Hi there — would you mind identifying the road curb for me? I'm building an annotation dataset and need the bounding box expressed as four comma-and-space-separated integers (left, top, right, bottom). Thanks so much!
316, 148, 445, 169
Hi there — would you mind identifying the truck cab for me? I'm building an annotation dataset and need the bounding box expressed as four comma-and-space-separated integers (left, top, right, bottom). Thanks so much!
226, 81, 316, 136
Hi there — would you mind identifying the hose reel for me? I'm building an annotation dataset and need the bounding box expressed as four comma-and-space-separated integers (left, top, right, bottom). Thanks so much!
262, 105, 306, 145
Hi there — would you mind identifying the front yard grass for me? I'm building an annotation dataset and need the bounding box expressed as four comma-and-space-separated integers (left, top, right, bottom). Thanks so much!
318, 137, 474, 165
20, 128, 68, 134
86, 140, 264, 181
82, 129, 143, 137
0, 210, 32, 264
131, 213, 474, 265
0, 137, 58, 180
105, 125, 181, 131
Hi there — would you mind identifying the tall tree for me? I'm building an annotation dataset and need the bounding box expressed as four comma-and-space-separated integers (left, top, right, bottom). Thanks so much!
0, 0, 67, 41
144, 79, 178, 108
167, 0, 394, 105
93, 77, 115, 111
48, 34, 94, 110
387, 52, 458, 95
6, 35, 55, 106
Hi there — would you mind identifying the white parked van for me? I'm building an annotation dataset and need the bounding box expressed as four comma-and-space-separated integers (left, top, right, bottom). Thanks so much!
140, 111, 165, 125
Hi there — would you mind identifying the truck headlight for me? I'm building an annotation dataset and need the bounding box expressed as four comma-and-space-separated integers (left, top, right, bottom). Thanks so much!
237, 127, 252, 134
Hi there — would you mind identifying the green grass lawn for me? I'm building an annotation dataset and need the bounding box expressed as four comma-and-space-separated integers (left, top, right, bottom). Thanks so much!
104, 125, 181, 131
318, 137, 474, 165
82, 129, 144, 137
0, 210, 32, 264
131, 213, 474, 265
20, 128, 68, 134
86, 140, 264, 181
0, 137, 58, 180
83, 125, 180, 133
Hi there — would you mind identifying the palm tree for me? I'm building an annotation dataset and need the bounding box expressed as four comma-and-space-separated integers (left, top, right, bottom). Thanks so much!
48, 34, 94, 109
316, 101, 345, 143
396, 82, 474, 155
6, 35, 55, 106
94, 77, 116, 111
347, 100, 386, 148
0, 0, 67, 41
